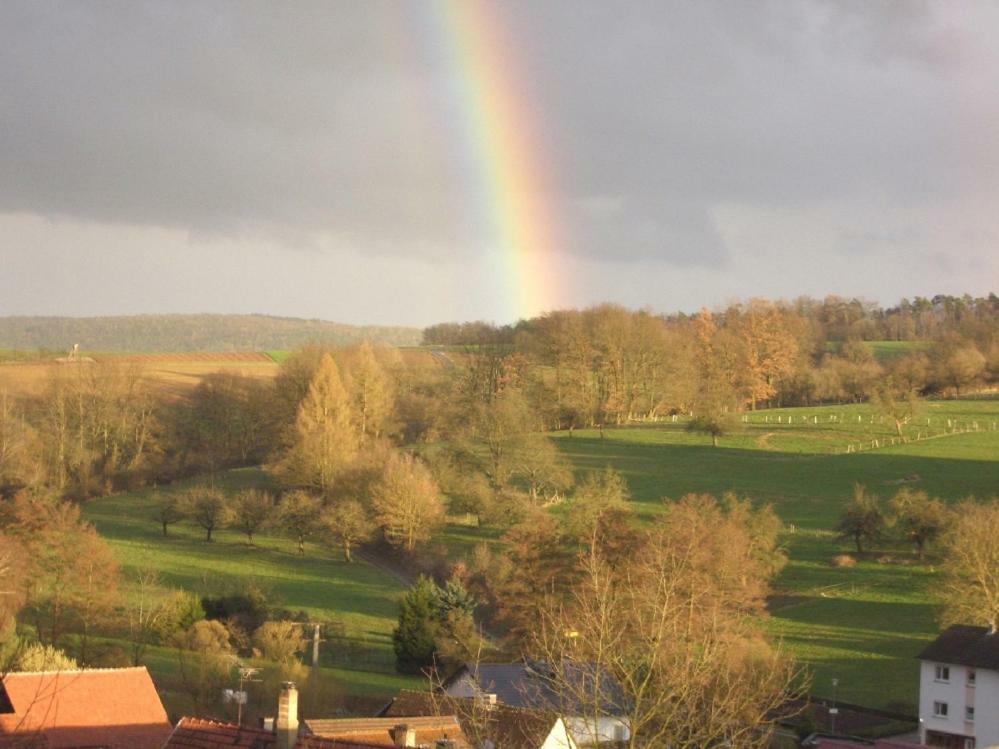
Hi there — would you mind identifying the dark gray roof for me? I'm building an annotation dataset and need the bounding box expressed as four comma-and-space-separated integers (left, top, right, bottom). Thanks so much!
443, 660, 628, 715
917, 625, 999, 670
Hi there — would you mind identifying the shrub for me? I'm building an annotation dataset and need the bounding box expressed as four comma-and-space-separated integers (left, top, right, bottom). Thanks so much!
831, 554, 857, 568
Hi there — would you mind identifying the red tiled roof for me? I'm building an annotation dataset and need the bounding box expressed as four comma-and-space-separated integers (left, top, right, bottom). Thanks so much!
164, 718, 394, 749
304, 715, 469, 747
0, 667, 171, 749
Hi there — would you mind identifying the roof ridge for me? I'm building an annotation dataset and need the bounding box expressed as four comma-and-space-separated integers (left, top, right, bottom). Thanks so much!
3, 666, 149, 677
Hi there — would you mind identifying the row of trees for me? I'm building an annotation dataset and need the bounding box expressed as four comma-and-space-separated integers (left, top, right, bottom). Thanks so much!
3, 296, 997, 504
834, 488, 999, 631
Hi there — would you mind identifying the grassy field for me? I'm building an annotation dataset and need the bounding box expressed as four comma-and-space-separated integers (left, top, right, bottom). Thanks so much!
77, 395, 998, 715
537, 399, 999, 712
81, 468, 421, 714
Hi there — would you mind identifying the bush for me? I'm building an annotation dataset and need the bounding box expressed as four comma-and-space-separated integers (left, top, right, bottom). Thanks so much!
831, 554, 857, 568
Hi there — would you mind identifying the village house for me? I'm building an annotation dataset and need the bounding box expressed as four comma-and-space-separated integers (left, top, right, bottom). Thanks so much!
165, 682, 467, 749
381, 687, 584, 749
917, 624, 999, 749
441, 661, 629, 746
0, 666, 172, 749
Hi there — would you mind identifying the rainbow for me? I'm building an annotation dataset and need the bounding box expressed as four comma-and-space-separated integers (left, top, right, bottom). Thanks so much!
430, 0, 565, 321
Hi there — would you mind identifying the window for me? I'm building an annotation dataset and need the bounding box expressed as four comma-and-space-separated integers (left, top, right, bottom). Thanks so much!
935, 665, 950, 682
933, 701, 948, 718
964, 739, 976, 749
966, 669, 976, 686
965, 705, 974, 722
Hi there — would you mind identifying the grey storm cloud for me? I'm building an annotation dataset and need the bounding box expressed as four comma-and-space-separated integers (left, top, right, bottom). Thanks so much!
1, 0, 997, 271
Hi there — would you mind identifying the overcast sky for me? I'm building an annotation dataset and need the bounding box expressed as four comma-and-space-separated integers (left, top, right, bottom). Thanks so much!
1, 1, 996, 326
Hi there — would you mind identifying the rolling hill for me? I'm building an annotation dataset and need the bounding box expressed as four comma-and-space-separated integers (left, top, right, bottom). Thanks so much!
0, 314, 422, 353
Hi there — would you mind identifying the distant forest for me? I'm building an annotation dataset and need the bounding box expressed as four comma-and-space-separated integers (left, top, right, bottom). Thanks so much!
0, 314, 422, 353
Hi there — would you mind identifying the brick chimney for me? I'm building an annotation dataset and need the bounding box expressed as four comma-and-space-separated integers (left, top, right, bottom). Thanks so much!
275, 681, 299, 749
391, 723, 417, 747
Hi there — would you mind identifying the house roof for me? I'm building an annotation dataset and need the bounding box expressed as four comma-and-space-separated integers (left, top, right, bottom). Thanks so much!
0, 667, 171, 749
441, 660, 627, 715
379, 689, 560, 749
917, 624, 999, 670
303, 715, 469, 747
164, 717, 391, 749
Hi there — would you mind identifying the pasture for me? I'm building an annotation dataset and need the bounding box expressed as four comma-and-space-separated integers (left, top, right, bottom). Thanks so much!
81, 468, 421, 714
545, 398, 999, 711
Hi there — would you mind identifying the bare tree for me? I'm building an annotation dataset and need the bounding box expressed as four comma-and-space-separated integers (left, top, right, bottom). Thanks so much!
530, 495, 801, 748
320, 499, 373, 562
371, 452, 444, 552
279, 490, 322, 555
232, 488, 275, 544
153, 492, 186, 536
181, 486, 234, 542
938, 499, 999, 631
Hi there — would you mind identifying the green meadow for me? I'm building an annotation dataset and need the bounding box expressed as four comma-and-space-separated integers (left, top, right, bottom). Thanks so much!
83, 398, 999, 714
544, 398, 999, 712
81, 468, 422, 713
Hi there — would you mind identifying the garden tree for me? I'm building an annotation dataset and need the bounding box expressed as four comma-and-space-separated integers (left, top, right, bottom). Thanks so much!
16, 643, 78, 672
495, 512, 570, 637
181, 486, 234, 542
889, 489, 951, 561
174, 619, 236, 713
566, 467, 631, 555
720, 492, 787, 580
870, 376, 921, 437
232, 488, 274, 544
274, 353, 358, 493
472, 387, 537, 488
252, 621, 306, 676
463, 542, 514, 624
342, 341, 394, 439
0, 391, 43, 497
393, 576, 441, 674
0, 535, 26, 624
507, 433, 574, 505
371, 452, 444, 552
319, 499, 373, 563
278, 490, 323, 555
72, 527, 120, 664
425, 448, 494, 520
834, 485, 885, 554
153, 492, 186, 536
938, 499, 999, 631
0, 493, 118, 648
432, 578, 485, 667
529, 494, 798, 749
125, 570, 203, 666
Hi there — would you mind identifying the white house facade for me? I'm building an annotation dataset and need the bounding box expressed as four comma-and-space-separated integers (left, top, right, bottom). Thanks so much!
917, 625, 999, 749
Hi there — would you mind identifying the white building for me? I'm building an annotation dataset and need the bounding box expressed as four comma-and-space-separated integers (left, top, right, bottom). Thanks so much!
917, 625, 999, 749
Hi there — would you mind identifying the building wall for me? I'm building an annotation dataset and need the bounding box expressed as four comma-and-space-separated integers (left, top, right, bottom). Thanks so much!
541, 718, 578, 749
919, 661, 999, 748
972, 666, 999, 748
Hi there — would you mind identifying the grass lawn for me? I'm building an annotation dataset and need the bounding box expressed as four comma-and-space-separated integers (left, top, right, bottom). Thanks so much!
81, 468, 422, 712
536, 399, 998, 712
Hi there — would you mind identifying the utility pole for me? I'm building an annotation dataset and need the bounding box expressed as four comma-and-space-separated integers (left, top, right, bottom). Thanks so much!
311, 622, 323, 667
829, 677, 839, 734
